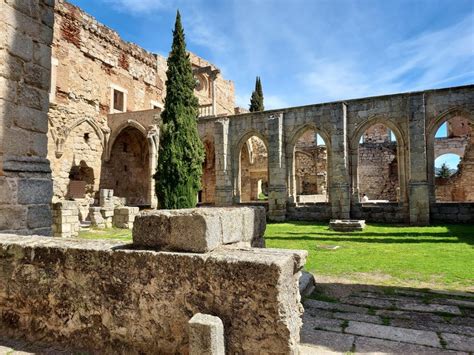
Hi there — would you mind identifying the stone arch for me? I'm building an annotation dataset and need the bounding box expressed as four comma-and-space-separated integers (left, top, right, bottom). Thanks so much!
233, 130, 269, 202
427, 107, 474, 203
105, 120, 148, 162
350, 116, 407, 203
100, 125, 151, 207
54, 117, 105, 159
286, 123, 332, 203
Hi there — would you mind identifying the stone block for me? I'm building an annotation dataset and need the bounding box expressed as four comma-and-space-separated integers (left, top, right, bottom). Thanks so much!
17, 178, 52, 205
0, 235, 306, 353
189, 313, 225, 355
133, 207, 266, 253
27, 204, 51, 229
329, 219, 365, 232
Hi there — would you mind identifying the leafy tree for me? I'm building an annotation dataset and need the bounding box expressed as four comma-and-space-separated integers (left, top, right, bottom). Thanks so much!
155, 11, 204, 209
249, 76, 264, 112
437, 163, 451, 178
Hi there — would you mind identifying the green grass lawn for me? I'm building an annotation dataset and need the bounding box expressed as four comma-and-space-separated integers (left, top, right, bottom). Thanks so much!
266, 222, 474, 291
78, 222, 474, 291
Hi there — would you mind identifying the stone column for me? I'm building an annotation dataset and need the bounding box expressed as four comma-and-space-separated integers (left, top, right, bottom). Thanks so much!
329, 104, 351, 219
0, 0, 54, 235
267, 113, 287, 221
407, 94, 430, 225
214, 118, 233, 206
189, 313, 225, 355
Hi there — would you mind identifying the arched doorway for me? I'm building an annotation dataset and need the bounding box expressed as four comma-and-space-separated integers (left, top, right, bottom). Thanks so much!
432, 115, 473, 202
237, 135, 269, 202
101, 126, 151, 207
293, 128, 328, 203
357, 123, 400, 202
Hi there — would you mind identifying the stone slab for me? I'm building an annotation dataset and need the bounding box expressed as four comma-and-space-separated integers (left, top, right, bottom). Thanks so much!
133, 207, 266, 253
394, 300, 462, 315
303, 314, 343, 332
300, 329, 355, 353
299, 271, 316, 297
354, 336, 466, 355
345, 321, 441, 347
442, 332, 474, 352
304, 299, 369, 314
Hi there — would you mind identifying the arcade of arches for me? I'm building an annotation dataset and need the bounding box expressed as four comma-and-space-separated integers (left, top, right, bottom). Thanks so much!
46, 85, 474, 226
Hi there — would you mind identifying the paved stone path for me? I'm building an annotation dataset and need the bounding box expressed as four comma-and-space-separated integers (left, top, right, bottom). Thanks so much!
300, 284, 474, 354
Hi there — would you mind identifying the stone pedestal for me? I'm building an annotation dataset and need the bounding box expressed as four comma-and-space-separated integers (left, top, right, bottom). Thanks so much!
52, 201, 79, 238
329, 219, 365, 232
113, 206, 139, 229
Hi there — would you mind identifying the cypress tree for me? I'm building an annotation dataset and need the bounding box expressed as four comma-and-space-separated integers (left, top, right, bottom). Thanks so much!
437, 163, 451, 178
249, 76, 264, 112
155, 11, 204, 209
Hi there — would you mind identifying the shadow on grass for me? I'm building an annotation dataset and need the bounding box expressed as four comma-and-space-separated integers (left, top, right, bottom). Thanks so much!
267, 222, 474, 246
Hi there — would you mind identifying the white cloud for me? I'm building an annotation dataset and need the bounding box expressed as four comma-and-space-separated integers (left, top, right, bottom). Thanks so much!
264, 95, 289, 110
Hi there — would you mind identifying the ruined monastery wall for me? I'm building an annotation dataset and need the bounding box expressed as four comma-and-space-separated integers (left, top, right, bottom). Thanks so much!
0, 0, 54, 235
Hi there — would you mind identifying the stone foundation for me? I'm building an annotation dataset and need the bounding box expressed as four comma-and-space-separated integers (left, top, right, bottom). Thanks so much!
430, 203, 474, 223
51, 201, 79, 238
287, 203, 332, 221
0, 234, 305, 353
351, 203, 409, 223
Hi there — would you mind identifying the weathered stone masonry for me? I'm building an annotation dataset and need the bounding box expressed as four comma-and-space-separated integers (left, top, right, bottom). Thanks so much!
47, 0, 235, 205
0, 0, 54, 235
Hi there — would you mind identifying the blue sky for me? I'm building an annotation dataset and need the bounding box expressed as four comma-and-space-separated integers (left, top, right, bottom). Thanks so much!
70, 0, 474, 109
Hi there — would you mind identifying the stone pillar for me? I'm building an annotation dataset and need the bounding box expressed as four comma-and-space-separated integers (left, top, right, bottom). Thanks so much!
214, 118, 233, 206
52, 201, 80, 238
408, 94, 430, 225
329, 104, 351, 219
189, 313, 225, 355
267, 113, 287, 221
0, 0, 54, 235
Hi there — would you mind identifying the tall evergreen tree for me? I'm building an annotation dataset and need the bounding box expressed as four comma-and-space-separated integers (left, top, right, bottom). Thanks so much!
249, 76, 264, 112
154, 11, 204, 209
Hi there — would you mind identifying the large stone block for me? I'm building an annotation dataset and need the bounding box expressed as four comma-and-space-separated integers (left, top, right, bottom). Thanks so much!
0, 235, 306, 353
133, 207, 266, 253
17, 178, 52, 205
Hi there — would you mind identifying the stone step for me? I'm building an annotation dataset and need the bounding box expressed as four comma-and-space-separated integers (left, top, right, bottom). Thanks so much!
300, 329, 355, 353
342, 295, 462, 315
344, 320, 441, 348
441, 332, 474, 352
303, 314, 343, 332
304, 299, 369, 314
391, 318, 474, 337
353, 336, 467, 354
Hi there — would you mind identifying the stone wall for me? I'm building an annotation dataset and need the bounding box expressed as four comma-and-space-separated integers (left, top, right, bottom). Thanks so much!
287, 203, 332, 221
0, 0, 54, 235
358, 142, 399, 201
435, 132, 474, 202
0, 235, 305, 353
430, 203, 474, 223
294, 129, 327, 196
351, 203, 408, 223
47, 1, 235, 203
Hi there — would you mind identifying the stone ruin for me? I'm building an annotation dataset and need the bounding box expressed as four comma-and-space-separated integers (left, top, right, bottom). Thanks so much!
0, 207, 308, 353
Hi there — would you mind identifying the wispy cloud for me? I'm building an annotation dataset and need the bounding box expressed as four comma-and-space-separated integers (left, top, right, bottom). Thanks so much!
301, 13, 474, 102
101, 0, 169, 14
